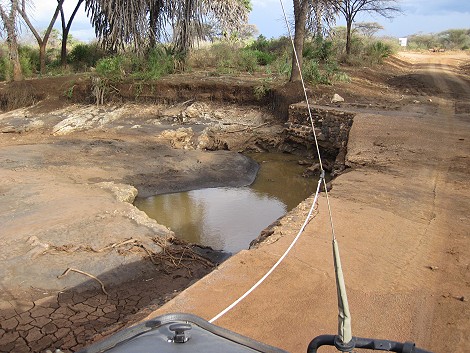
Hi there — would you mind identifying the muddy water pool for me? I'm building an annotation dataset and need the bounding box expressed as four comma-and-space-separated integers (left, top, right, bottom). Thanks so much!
134, 153, 319, 254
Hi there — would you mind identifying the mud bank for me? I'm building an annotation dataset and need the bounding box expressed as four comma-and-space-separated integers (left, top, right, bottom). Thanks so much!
0, 88, 348, 352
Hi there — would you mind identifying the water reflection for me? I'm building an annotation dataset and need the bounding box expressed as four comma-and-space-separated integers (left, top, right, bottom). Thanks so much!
134, 153, 319, 253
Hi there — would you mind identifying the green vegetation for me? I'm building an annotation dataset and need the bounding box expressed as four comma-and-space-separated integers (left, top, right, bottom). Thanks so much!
69, 43, 106, 71
408, 29, 470, 50
1, 25, 468, 87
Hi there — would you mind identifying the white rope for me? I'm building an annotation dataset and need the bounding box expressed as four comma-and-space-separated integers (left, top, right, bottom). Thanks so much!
279, 0, 337, 239
209, 173, 324, 323
209, 0, 341, 324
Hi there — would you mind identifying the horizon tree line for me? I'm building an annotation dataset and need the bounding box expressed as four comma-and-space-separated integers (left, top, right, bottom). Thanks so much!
0, 0, 401, 82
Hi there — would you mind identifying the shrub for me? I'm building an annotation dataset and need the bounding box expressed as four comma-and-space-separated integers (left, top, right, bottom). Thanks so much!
69, 42, 106, 71
96, 55, 128, 80
248, 35, 270, 52
303, 38, 334, 63
18, 46, 40, 74
19, 55, 33, 77
303, 60, 328, 84
0, 56, 11, 81
253, 50, 275, 65
209, 43, 239, 72
267, 50, 291, 77
133, 47, 175, 79
239, 49, 258, 72
366, 41, 393, 64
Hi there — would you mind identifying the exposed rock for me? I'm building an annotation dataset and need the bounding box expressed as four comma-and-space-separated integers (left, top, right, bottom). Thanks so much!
331, 93, 345, 103
160, 127, 194, 149
52, 106, 124, 135
197, 129, 228, 151
302, 163, 321, 178
182, 102, 208, 119
96, 182, 138, 203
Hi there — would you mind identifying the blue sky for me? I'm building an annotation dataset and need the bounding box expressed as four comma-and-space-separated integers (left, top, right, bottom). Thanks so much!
27, 0, 470, 42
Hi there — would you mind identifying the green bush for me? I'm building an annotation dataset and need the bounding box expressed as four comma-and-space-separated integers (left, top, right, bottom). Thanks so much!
208, 43, 239, 72
248, 35, 270, 52
133, 47, 175, 79
303, 60, 328, 84
96, 55, 128, 80
69, 42, 106, 71
267, 50, 291, 77
303, 38, 334, 63
239, 50, 258, 72
253, 50, 275, 65
95, 47, 176, 81
248, 35, 290, 57
19, 55, 33, 77
0, 56, 11, 81
366, 41, 393, 64
18, 46, 40, 74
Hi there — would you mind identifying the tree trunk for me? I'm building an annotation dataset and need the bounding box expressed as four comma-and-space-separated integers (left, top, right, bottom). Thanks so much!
39, 42, 47, 74
346, 20, 352, 55
314, 2, 323, 39
0, 1, 23, 81
61, 28, 69, 67
8, 35, 23, 81
290, 0, 308, 82
149, 10, 157, 48
19, 0, 64, 73
60, 0, 84, 67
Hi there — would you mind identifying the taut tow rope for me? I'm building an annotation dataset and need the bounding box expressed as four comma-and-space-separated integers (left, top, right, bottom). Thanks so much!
211, 3, 352, 346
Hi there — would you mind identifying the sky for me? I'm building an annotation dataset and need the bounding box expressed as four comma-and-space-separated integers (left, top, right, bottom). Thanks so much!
24, 0, 470, 43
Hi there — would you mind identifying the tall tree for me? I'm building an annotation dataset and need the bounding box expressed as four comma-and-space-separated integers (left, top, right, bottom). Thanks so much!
59, 0, 85, 67
85, 0, 250, 57
148, 0, 165, 48
173, 0, 251, 57
0, 0, 22, 81
85, 0, 151, 53
336, 0, 400, 55
18, 0, 65, 74
290, 0, 338, 82
354, 21, 383, 38
290, 0, 309, 82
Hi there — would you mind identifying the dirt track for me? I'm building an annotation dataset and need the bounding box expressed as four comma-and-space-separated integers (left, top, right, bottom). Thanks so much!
148, 52, 470, 353
0, 52, 469, 352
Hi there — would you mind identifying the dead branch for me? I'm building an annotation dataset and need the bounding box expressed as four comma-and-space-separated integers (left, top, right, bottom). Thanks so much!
58, 267, 109, 296
96, 238, 137, 252
226, 122, 269, 134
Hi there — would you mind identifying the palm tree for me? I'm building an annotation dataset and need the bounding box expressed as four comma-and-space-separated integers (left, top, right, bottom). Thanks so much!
85, 0, 250, 58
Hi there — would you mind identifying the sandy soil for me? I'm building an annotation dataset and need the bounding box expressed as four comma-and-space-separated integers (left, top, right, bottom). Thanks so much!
0, 51, 469, 352
147, 51, 470, 353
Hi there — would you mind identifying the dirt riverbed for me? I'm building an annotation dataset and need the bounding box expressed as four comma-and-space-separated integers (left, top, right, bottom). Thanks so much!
0, 51, 469, 352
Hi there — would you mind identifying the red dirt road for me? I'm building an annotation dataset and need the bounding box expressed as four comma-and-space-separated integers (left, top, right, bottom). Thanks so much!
148, 52, 470, 353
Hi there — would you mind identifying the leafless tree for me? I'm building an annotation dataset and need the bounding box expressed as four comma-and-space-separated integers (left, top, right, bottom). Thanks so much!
0, 0, 23, 81
336, 0, 400, 55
